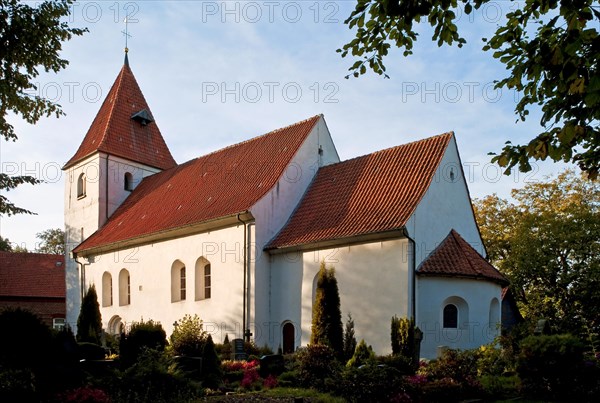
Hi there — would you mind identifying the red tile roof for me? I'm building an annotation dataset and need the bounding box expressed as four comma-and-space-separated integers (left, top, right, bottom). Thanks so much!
418, 230, 508, 285
74, 115, 321, 254
63, 63, 176, 170
0, 252, 66, 298
266, 132, 453, 250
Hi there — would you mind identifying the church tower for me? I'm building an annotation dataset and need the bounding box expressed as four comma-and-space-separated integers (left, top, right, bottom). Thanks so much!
63, 53, 176, 329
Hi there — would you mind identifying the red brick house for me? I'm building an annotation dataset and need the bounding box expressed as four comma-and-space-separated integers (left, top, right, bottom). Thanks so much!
0, 251, 66, 329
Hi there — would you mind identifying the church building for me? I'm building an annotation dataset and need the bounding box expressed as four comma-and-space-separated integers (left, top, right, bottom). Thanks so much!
63, 55, 508, 359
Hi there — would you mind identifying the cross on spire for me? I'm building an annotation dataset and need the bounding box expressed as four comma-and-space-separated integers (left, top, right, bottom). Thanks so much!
122, 15, 132, 65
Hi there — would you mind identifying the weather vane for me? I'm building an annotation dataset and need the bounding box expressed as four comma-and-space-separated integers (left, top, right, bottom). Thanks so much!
122, 15, 132, 53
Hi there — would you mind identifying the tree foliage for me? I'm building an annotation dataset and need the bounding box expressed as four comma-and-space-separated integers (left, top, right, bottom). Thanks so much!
170, 314, 207, 357
76, 284, 103, 344
0, 0, 86, 216
120, 319, 167, 367
310, 261, 344, 356
346, 339, 376, 368
35, 228, 65, 254
474, 170, 600, 337
391, 315, 417, 362
343, 312, 357, 361
339, 0, 600, 177
0, 236, 12, 251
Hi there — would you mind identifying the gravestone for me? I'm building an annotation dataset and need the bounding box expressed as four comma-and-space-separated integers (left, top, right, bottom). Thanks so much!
259, 354, 285, 378
233, 338, 247, 361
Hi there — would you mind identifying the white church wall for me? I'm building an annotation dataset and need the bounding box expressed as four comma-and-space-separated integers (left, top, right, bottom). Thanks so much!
64, 153, 105, 330
84, 224, 247, 341
270, 238, 410, 354
250, 116, 340, 346
104, 155, 161, 219
64, 153, 165, 331
417, 277, 502, 359
405, 137, 484, 267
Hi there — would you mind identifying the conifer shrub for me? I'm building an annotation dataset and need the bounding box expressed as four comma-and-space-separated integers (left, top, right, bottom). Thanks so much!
343, 313, 357, 362
77, 285, 103, 345
346, 339, 375, 368
201, 334, 222, 389
391, 315, 419, 366
310, 262, 343, 356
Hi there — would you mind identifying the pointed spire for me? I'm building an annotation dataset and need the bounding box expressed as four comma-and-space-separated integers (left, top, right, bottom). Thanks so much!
124, 48, 129, 67
63, 63, 176, 170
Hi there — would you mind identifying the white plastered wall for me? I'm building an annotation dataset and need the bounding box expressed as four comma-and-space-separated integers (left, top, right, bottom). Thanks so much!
250, 116, 339, 346
417, 277, 502, 358
269, 238, 410, 354
405, 136, 484, 267
84, 224, 247, 341
64, 152, 166, 332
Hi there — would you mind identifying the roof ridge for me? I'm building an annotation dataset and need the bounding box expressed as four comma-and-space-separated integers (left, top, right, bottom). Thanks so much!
97, 65, 127, 152
192, 114, 322, 161
450, 229, 483, 276
321, 131, 454, 170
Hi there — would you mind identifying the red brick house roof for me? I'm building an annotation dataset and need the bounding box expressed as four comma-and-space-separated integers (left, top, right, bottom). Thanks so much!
0, 252, 65, 298
266, 132, 453, 250
74, 115, 321, 254
417, 230, 508, 285
63, 62, 176, 170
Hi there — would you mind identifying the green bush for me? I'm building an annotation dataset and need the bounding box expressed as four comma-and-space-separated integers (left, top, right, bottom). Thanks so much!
297, 344, 341, 391
376, 354, 414, 374
105, 349, 198, 403
346, 339, 375, 368
0, 369, 36, 403
78, 342, 106, 360
517, 334, 585, 399
120, 319, 166, 367
170, 314, 207, 357
420, 377, 464, 402
201, 334, 222, 389
476, 344, 514, 376
479, 374, 520, 399
0, 308, 53, 370
337, 365, 408, 402
424, 349, 479, 383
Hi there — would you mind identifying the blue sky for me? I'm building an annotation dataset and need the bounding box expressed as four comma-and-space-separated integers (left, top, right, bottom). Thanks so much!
1, 1, 568, 250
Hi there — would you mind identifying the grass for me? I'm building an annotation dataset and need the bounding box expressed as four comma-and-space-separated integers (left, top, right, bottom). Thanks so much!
201, 387, 345, 402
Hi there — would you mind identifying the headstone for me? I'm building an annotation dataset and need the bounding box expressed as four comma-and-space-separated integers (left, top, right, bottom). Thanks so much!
413, 327, 423, 369
259, 354, 285, 378
233, 338, 247, 361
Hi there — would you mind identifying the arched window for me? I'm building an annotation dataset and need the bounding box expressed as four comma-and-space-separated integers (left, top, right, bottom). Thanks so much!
108, 315, 124, 335
119, 269, 130, 306
282, 322, 296, 354
77, 173, 86, 198
195, 257, 211, 300
171, 260, 186, 302
443, 304, 458, 328
124, 172, 133, 191
441, 296, 469, 329
102, 271, 113, 307
489, 298, 500, 329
